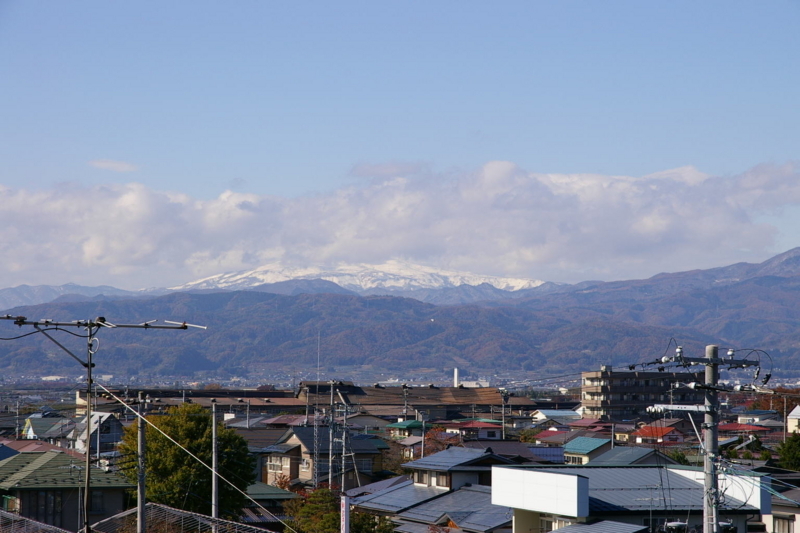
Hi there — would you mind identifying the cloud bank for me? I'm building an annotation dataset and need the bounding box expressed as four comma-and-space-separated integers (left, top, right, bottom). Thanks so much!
1, 161, 797, 290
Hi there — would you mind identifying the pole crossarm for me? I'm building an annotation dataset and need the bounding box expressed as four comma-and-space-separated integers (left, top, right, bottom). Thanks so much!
0, 314, 206, 533
1, 315, 207, 330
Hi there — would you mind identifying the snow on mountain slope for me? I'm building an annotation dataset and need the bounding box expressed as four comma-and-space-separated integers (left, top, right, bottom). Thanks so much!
171, 260, 545, 292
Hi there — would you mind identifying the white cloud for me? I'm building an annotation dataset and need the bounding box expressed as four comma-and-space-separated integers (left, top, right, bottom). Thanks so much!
0, 162, 798, 290
89, 159, 138, 172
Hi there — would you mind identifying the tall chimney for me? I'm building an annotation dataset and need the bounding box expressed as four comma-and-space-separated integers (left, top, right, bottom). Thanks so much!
454, 368, 459, 388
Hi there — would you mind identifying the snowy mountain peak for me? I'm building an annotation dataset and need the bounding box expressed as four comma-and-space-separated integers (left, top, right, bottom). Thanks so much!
170, 260, 545, 293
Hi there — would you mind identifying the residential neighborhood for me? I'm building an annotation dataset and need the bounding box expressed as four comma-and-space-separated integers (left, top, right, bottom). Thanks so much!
1, 362, 799, 533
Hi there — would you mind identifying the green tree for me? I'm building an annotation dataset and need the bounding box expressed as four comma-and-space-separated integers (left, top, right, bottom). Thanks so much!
285, 487, 340, 533
351, 512, 395, 533
118, 403, 255, 518
777, 433, 800, 470
666, 450, 690, 466
518, 428, 544, 443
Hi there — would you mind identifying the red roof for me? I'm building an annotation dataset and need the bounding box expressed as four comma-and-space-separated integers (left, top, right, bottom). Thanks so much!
631, 426, 682, 439
717, 423, 771, 432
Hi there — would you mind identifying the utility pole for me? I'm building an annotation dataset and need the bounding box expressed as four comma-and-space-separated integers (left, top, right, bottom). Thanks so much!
212, 399, 218, 519
646, 344, 762, 533
703, 345, 720, 533
137, 391, 146, 533
329, 381, 335, 487
0, 314, 205, 533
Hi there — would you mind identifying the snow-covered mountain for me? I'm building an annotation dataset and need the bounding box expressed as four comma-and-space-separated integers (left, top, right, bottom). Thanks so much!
170, 260, 546, 293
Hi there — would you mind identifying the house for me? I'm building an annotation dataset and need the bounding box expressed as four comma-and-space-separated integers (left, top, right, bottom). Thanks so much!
22, 415, 70, 441
764, 486, 800, 533
462, 441, 546, 463
69, 413, 124, 454
0, 450, 133, 531
589, 446, 678, 466
402, 446, 517, 489
394, 484, 512, 533
630, 426, 686, 445
563, 437, 611, 465
443, 421, 503, 441
531, 410, 581, 422
398, 436, 424, 460
492, 464, 769, 532
238, 481, 297, 528
351, 447, 516, 517
386, 420, 425, 439
737, 410, 778, 425
717, 423, 772, 439
526, 445, 565, 464
536, 430, 608, 447
259, 427, 382, 490
788, 405, 800, 433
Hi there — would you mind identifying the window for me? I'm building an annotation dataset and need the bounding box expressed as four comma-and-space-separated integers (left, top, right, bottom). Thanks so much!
267, 456, 283, 472
300, 459, 310, 471
414, 470, 428, 484
487, 431, 497, 438
90, 490, 104, 514
436, 473, 450, 488
775, 515, 795, 533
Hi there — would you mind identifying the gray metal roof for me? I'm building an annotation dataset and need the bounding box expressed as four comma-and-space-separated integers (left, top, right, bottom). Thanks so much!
287, 427, 381, 455
531, 466, 758, 513
553, 520, 648, 533
397, 485, 512, 533
345, 475, 411, 498
402, 446, 513, 471
351, 479, 448, 513
589, 447, 675, 466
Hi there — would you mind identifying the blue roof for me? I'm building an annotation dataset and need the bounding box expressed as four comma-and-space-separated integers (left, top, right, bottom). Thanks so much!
534, 409, 581, 419
526, 446, 565, 463
564, 437, 610, 455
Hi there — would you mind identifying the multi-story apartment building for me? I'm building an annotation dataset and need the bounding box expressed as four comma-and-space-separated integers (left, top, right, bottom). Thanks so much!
581, 365, 703, 420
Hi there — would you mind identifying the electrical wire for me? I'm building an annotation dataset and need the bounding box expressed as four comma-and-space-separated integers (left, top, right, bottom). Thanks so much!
94, 381, 300, 533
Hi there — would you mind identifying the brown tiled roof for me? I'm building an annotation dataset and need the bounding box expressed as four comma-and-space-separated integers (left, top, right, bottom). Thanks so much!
305, 386, 507, 407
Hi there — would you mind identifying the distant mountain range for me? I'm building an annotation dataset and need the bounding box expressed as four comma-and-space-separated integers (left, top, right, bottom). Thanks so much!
2, 248, 800, 378
0, 260, 549, 310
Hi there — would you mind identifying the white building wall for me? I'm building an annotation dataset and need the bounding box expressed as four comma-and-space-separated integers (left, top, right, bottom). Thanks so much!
492, 466, 589, 518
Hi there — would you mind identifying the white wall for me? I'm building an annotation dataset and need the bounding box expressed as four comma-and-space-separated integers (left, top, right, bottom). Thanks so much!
492, 466, 589, 518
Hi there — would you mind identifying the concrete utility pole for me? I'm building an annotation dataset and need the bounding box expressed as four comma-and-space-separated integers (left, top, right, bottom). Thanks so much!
137, 391, 146, 533
647, 344, 762, 533
703, 345, 720, 533
212, 399, 219, 519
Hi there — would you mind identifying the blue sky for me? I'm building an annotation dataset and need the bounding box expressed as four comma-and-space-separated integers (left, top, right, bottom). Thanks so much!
0, 1, 798, 289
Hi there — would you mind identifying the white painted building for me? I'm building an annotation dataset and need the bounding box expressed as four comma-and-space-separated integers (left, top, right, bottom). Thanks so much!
492, 464, 770, 532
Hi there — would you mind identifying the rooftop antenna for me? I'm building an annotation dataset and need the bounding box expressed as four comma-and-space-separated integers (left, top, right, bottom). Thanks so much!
0, 314, 206, 533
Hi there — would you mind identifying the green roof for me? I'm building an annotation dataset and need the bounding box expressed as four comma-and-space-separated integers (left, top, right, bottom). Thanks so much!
563, 437, 611, 455
247, 481, 298, 500
386, 420, 423, 429
0, 451, 133, 490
